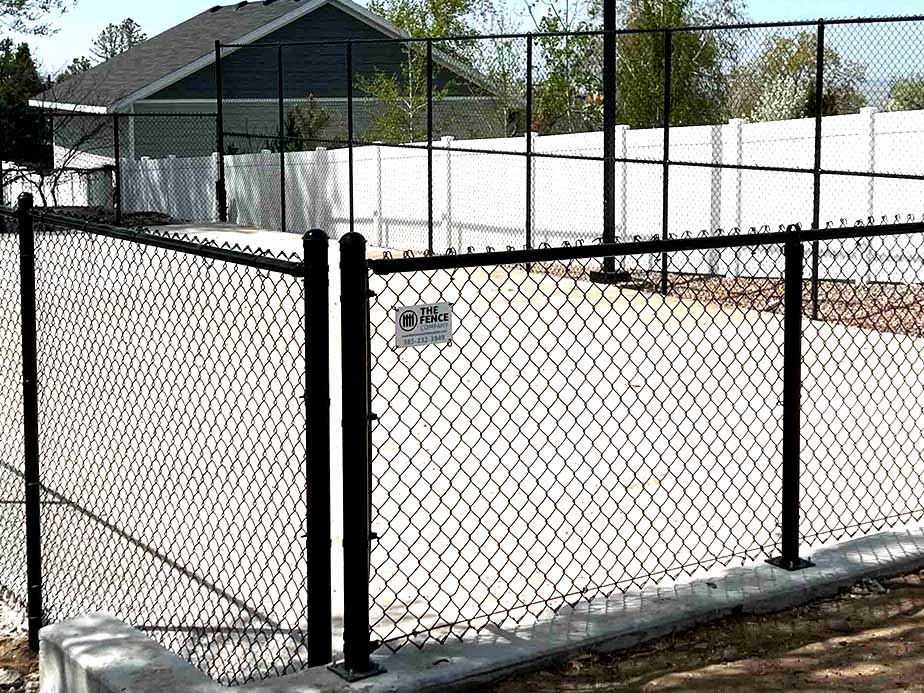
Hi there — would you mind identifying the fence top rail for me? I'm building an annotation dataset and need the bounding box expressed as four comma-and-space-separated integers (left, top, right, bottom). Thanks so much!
220, 14, 924, 50
30, 211, 305, 277
32, 111, 220, 118
368, 220, 924, 275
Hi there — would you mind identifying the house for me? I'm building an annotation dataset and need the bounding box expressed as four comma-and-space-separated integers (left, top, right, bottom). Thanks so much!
31, 0, 507, 165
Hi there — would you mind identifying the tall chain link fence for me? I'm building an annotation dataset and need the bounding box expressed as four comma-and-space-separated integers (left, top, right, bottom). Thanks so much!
17, 19, 924, 256
201, 17, 924, 253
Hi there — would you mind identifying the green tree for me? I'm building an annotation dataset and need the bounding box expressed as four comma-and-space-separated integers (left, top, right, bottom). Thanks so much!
284, 94, 331, 151
468, 0, 528, 135
90, 17, 146, 63
361, 0, 478, 142
615, 0, 740, 128
531, 8, 602, 133
360, 60, 450, 143
370, 0, 469, 35
0, 40, 50, 166
730, 31, 867, 122
885, 76, 924, 112
55, 56, 91, 83
528, 0, 743, 133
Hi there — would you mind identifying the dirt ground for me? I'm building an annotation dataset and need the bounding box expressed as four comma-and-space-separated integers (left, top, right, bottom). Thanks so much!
0, 641, 35, 692
0, 605, 35, 692
489, 572, 924, 692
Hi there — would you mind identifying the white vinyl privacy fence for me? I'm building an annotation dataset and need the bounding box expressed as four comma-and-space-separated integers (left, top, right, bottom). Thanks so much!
89, 107, 924, 281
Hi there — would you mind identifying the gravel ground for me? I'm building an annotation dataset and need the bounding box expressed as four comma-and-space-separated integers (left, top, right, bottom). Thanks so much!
489, 571, 924, 692
0, 606, 35, 692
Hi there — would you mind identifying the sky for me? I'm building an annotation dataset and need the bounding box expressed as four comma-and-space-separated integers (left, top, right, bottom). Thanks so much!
12, 0, 924, 76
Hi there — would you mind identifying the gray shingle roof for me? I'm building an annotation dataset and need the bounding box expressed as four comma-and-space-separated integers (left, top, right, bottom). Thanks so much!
35, 1, 327, 109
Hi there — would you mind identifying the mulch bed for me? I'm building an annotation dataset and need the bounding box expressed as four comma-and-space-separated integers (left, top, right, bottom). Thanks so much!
534, 260, 924, 340
663, 273, 924, 340
40, 206, 182, 229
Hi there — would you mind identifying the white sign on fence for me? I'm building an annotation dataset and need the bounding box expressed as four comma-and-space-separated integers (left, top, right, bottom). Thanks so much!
395, 302, 454, 348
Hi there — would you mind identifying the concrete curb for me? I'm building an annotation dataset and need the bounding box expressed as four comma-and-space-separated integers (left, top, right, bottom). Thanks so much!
39, 614, 215, 693
40, 525, 924, 692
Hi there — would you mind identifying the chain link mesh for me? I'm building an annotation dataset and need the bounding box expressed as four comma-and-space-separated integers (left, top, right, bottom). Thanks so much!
368, 245, 787, 648
27, 218, 309, 685
801, 222, 924, 545
0, 215, 24, 611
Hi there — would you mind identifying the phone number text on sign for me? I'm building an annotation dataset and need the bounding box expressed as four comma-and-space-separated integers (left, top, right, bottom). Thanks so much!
394, 302, 454, 348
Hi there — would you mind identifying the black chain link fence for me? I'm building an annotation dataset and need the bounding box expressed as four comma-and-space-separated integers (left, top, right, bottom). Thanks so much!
0, 204, 332, 685
5, 208, 924, 684
18, 19, 924, 253
367, 243, 784, 649
360, 216, 924, 654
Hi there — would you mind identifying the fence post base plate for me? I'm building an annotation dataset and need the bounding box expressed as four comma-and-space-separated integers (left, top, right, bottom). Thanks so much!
328, 661, 386, 682
589, 270, 632, 284
766, 556, 815, 572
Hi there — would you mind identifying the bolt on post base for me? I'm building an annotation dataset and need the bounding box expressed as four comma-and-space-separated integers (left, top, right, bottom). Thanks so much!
328, 661, 386, 682
766, 556, 815, 572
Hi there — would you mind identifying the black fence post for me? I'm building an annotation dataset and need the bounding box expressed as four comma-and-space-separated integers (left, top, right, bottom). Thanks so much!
525, 33, 533, 252
767, 228, 814, 572
426, 39, 434, 255
304, 229, 332, 666
278, 44, 287, 234
113, 113, 122, 225
17, 193, 42, 651
215, 40, 228, 223
660, 29, 673, 296
591, 0, 620, 283
810, 20, 825, 320
346, 42, 355, 236
330, 232, 382, 681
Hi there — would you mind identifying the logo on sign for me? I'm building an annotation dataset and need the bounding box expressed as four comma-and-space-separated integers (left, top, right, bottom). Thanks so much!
395, 302, 453, 348
399, 310, 419, 331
